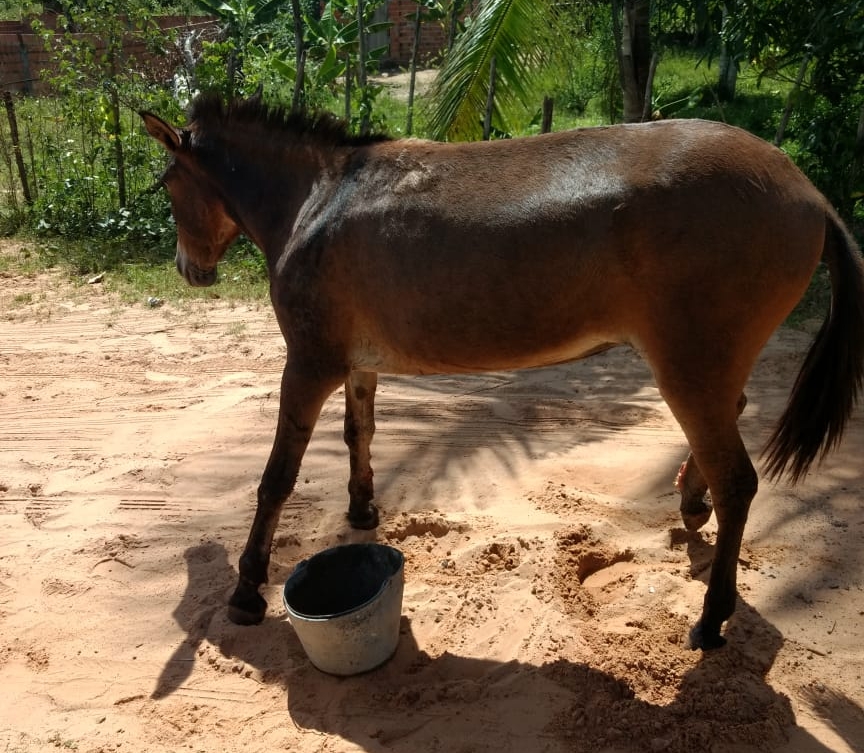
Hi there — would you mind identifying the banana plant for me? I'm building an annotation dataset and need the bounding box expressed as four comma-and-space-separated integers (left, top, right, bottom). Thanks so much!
192, 0, 288, 95
271, 0, 391, 129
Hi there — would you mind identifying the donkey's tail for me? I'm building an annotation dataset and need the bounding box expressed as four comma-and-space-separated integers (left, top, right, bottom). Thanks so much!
763, 210, 864, 483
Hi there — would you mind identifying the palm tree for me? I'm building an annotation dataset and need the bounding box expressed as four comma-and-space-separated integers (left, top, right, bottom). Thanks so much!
426, 0, 549, 141
427, 0, 653, 142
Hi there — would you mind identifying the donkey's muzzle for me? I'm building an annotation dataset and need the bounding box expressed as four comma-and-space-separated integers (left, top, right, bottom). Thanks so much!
176, 252, 217, 287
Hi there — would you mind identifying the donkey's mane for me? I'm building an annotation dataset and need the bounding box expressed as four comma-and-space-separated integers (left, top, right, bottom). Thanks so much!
187, 93, 392, 146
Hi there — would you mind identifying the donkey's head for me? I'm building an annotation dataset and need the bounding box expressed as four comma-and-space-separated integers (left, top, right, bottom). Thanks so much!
141, 112, 241, 287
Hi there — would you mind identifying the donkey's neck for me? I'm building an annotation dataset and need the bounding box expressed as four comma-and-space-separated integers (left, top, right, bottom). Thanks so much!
198, 131, 351, 255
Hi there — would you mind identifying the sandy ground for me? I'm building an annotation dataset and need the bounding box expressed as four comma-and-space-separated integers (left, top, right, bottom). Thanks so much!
1, 242, 863, 753
373, 69, 438, 102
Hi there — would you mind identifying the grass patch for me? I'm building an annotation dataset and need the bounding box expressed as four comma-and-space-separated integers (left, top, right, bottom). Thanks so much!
31, 236, 270, 305
548, 48, 792, 138
651, 55, 789, 141
107, 251, 270, 304
0, 243, 42, 276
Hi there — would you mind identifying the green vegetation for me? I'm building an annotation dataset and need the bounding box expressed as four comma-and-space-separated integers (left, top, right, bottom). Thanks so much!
0, 1, 202, 19
0, 2, 41, 17
651, 56, 788, 138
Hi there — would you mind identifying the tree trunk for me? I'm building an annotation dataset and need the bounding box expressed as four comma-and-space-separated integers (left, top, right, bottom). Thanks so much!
692, 0, 710, 47
641, 51, 659, 121
108, 49, 126, 208
16, 34, 33, 95
344, 54, 352, 124
357, 0, 370, 135
853, 100, 864, 216
3, 91, 32, 206
717, 52, 737, 101
774, 54, 810, 146
541, 96, 554, 133
290, 0, 306, 110
227, 50, 238, 100
447, 0, 460, 51
406, 6, 424, 136
717, 2, 737, 102
614, 0, 651, 123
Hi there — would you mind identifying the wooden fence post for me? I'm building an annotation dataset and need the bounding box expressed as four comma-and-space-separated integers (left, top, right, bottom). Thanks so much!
3, 90, 32, 206
541, 96, 554, 134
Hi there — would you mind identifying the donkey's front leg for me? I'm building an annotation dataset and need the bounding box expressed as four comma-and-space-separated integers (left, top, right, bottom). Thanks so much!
344, 370, 379, 529
228, 363, 344, 625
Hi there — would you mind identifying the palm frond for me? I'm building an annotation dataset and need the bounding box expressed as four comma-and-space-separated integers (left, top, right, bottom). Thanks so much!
426, 0, 550, 141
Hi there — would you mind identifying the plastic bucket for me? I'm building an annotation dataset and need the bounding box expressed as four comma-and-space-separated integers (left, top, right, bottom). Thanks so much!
282, 543, 405, 676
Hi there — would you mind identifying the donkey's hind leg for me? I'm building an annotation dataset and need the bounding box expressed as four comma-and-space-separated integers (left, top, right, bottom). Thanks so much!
659, 385, 757, 650
344, 370, 379, 529
689, 440, 756, 651
676, 393, 748, 531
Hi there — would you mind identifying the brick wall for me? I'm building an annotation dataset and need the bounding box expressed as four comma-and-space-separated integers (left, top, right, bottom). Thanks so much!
0, 4, 449, 95
386, 0, 450, 67
0, 14, 219, 95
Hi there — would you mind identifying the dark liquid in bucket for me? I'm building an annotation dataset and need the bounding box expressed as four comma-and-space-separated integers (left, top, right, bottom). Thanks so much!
285, 544, 403, 618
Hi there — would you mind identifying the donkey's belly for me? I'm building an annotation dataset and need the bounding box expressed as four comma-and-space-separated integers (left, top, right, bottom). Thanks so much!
349, 331, 622, 375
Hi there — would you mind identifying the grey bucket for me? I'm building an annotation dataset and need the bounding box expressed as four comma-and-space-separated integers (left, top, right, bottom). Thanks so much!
282, 543, 405, 676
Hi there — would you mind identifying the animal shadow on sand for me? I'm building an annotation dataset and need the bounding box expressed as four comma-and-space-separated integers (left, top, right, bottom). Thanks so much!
152, 540, 862, 753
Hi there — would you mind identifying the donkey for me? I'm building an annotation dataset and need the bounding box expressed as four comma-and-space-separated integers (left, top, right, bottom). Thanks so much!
142, 95, 864, 650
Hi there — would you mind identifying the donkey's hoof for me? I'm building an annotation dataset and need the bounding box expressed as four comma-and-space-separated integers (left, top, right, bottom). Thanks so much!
347, 503, 379, 530
228, 589, 267, 625
688, 620, 727, 651
681, 501, 713, 531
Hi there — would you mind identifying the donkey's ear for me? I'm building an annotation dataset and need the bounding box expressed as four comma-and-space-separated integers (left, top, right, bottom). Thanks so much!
140, 111, 182, 153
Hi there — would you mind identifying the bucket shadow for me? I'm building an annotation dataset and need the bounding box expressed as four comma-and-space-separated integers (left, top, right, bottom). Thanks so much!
153, 541, 861, 753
